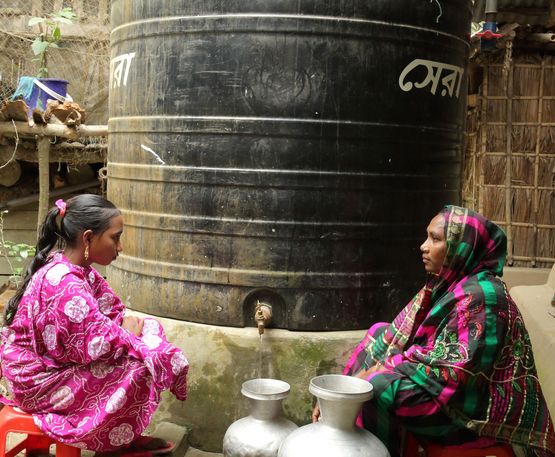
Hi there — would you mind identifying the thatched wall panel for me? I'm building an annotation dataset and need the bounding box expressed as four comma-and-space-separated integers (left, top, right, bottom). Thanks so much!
537, 190, 555, 225
512, 126, 537, 152
512, 99, 539, 123
483, 156, 505, 185
540, 127, 555, 152
513, 67, 541, 96
483, 187, 506, 221
513, 226, 535, 259
543, 68, 555, 95
511, 156, 535, 185
543, 99, 555, 120
486, 125, 507, 151
466, 53, 555, 266
513, 188, 534, 222
538, 227, 555, 258
486, 99, 507, 122
487, 66, 506, 96
538, 158, 555, 187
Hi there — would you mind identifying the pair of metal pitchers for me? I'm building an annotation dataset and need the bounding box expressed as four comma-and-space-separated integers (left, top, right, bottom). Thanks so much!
223, 374, 390, 457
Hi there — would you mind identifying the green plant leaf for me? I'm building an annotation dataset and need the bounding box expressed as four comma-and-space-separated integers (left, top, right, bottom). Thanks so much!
31, 39, 49, 56
52, 27, 61, 41
28, 17, 45, 26
58, 8, 76, 20
55, 17, 73, 25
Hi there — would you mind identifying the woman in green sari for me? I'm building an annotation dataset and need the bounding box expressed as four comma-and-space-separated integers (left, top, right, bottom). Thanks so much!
315, 206, 554, 457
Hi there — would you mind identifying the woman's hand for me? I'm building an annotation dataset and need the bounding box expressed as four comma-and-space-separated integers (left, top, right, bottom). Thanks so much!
311, 404, 320, 423
122, 315, 144, 336
312, 363, 386, 422
354, 362, 385, 380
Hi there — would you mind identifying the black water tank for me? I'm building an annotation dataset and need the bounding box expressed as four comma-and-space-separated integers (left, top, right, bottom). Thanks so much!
108, 0, 471, 330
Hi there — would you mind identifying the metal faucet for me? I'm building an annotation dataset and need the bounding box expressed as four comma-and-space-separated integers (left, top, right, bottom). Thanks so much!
254, 300, 272, 335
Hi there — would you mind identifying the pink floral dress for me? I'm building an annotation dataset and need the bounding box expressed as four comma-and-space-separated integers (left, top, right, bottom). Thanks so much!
0, 252, 188, 451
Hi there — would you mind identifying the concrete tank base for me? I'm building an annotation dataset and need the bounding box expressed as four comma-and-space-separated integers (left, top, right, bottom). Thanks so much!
130, 310, 365, 453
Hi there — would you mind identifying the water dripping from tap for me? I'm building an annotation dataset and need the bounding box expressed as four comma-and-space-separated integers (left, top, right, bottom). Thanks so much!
258, 333, 263, 378
254, 301, 272, 378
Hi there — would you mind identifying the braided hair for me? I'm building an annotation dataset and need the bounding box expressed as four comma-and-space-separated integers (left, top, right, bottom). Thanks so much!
3, 194, 120, 325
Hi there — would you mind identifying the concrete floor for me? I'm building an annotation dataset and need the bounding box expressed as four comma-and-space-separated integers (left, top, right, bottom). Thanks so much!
183, 448, 222, 457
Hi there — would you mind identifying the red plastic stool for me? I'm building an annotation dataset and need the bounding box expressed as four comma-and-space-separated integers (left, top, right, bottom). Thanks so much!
0, 405, 81, 457
403, 431, 514, 457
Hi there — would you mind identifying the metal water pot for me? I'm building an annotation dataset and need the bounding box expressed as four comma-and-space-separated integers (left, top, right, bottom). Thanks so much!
277, 374, 390, 457
223, 378, 298, 457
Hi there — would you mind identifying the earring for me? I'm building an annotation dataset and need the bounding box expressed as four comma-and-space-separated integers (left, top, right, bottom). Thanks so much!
84, 246, 89, 261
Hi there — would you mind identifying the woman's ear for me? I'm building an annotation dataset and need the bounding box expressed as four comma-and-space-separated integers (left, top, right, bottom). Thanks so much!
82, 229, 94, 246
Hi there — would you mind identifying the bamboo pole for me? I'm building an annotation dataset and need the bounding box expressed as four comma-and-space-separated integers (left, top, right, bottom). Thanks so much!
532, 58, 545, 267
483, 184, 554, 191
486, 122, 555, 126
0, 122, 108, 140
504, 48, 514, 266
489, 64, 555, 69
527, 33, 555, 43
472, 99, 480, 209
478, 61, 489, 215
36, 136, 51, 235
483, 152, 553, 157
0, 143, 106, 164
484, 95, 555, 100
511, 255, 555, 263
467, 130, 478, 208
491, 221, 555, 229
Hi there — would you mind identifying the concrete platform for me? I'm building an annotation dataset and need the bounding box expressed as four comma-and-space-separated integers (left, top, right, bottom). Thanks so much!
184, 447, 222, 457
510, 264, 555, 416
503, 266, 551, 289
128, 265, 554, 453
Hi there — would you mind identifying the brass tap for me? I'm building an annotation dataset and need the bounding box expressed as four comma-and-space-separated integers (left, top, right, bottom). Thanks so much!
254, 300, 272, 335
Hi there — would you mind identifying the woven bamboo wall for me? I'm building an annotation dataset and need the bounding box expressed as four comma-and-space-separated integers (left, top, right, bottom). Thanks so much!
464, 52, 555, 267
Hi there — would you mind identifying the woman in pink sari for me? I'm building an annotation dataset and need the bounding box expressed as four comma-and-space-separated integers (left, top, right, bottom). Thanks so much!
0, 194, 188, 454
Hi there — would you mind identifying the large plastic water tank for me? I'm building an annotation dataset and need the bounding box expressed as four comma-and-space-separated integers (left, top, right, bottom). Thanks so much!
108, 0, 471, 330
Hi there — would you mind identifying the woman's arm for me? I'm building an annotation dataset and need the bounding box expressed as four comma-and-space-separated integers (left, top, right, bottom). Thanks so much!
37, 272, 141, 365
89, 269, 126, 324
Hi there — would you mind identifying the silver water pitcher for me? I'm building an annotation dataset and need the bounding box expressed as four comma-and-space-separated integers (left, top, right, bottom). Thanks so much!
278, 374, 390, 457
223, 378, 298, 457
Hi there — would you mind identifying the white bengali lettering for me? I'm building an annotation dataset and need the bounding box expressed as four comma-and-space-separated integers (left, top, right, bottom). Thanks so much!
399, 59, 464, 98
110, 52, 136, 89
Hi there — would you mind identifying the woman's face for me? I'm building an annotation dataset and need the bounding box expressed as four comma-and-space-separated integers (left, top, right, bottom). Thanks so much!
420, 214, 447, 274
88, 215, 124, 266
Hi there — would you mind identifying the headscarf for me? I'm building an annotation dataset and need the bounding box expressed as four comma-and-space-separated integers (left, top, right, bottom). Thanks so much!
344, 206, 555, 456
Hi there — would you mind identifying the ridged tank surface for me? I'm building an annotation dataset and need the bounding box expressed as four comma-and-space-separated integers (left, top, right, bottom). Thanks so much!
108, 0, 471, 330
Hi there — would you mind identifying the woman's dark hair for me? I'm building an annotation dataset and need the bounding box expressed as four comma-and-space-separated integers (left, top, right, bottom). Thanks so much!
3, 194, 120, 325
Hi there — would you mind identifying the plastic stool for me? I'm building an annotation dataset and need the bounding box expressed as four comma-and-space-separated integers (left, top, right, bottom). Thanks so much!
403, 431, 514, 457
0, 405, 81, 457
